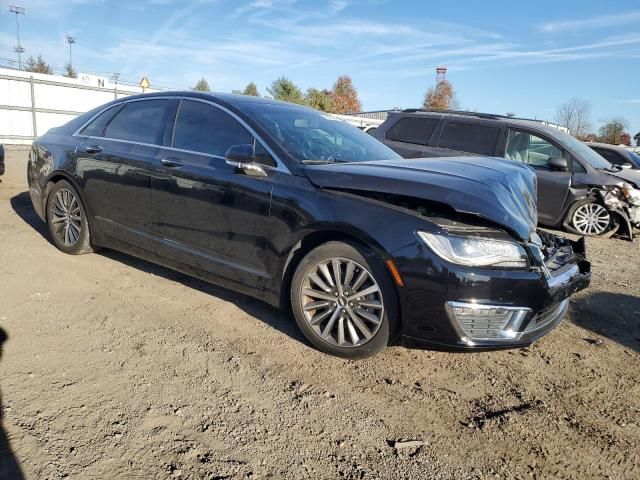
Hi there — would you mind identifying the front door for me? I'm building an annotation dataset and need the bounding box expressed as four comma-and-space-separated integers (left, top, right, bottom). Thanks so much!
504, 129, 570, 225
151, 99, 274, 294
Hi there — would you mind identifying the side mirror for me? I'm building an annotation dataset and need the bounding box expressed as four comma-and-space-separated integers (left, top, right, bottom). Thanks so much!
621, 162, 633, 170
548, 156, 568, 172
225, 144, 267, 177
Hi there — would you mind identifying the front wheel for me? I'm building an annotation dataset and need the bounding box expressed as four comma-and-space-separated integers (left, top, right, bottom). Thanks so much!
568, 201, 612, 236
290, 241, 398, 359
46, 180, 94, 255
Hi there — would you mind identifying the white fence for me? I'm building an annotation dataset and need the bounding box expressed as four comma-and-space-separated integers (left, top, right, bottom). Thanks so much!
0, 68, 159, 145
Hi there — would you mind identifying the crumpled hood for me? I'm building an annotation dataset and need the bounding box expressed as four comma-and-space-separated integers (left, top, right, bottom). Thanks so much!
305, 157, 538, 241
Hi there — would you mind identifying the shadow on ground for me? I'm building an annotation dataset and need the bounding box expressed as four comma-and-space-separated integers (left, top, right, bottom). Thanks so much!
571, 292, 640, 353
0, 328, 24, 480
10, 191, 307, 349
10, 192, 50, 242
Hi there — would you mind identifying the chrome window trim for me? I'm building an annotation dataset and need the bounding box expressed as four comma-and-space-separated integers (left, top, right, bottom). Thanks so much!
73, 95, 290, 174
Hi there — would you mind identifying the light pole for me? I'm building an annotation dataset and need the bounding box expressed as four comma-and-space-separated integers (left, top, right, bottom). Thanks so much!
65, 34, 76, 67
8, 5, 26, 70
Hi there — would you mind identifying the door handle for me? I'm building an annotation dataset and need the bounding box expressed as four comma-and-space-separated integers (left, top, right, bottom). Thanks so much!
160, 158, 184, 168
84, 145, 103, 154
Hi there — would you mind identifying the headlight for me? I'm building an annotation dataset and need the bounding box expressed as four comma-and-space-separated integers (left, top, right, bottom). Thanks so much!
418, 231, 528, 268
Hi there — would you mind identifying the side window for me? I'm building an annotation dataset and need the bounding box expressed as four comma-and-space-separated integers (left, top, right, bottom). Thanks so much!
505, 130, 563, 168
79, 105, 122, 137
173, 100, 253, 157
386, 117, 440, 145
439, 121, 501, 156
254, 142, 276, 167
104, 100, 168, 144
593, 148, 625, 166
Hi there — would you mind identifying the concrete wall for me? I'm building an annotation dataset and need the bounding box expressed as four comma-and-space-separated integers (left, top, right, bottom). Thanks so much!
0, 68, 159, 145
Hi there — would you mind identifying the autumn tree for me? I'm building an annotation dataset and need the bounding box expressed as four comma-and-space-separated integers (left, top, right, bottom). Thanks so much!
554, 97, 592, 139
330, 75, 361, 114
305, 88, 334, 112
423, 80, 456, 110
267, 77, 305, 104
243, 82, 259, 96
24, 55, 53, 74
598, 118, 629, 144
193, 78, 210, 91
64, 63, 77, 79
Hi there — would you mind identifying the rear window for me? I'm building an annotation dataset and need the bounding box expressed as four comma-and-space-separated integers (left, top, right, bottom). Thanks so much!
386, 117, 440, 145
439, 121, 501, 156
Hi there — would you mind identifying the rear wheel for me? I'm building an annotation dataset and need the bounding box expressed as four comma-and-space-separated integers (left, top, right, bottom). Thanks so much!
46, 180, 94, 255
290, 241, 398, 359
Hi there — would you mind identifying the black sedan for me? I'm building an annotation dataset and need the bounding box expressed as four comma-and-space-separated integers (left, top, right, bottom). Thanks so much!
27, 92, 590, 358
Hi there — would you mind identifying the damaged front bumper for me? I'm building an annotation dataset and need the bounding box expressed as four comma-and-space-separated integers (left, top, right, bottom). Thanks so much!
394, 231, 591, 351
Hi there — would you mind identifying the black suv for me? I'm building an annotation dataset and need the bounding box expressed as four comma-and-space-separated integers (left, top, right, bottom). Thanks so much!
373, 111, 640, 239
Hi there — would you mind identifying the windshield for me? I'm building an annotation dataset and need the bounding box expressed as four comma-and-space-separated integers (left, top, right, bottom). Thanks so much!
629, 151, 640, 166
240, 103, 401, 163
551, 130, 613, 170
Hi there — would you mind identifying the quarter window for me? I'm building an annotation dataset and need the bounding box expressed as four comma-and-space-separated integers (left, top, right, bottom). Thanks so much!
80, 105, 123, 137
104, 100, 169, 144
173, 100, 253, 158
505, 130, 563, 168
386, 117, 440, 145
439, 121, 501, 156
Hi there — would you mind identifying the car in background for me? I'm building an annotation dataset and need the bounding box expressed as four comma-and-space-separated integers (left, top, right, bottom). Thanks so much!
587, 142, 640, 170
373, 110, 640, 239
27, 92, 590, 358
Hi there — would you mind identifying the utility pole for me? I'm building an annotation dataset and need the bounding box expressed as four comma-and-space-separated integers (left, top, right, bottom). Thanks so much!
8, 5, 26, 70
65, 34, 76, 67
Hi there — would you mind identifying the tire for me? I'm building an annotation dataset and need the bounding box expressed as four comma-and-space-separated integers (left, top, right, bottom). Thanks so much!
290, 241, 399, 359
46, 180, 94, 255
565, 200, 613, 237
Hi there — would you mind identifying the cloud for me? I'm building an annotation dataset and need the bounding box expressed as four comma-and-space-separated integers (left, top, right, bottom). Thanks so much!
538, 10, 640, 33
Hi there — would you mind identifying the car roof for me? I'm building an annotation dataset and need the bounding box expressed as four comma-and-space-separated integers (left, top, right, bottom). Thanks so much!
117, 90, 308, 109
392, 110, 565, 136
585, 142, 628, 151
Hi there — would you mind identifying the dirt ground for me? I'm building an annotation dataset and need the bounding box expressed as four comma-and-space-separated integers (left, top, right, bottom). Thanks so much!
0, 146, 639, 480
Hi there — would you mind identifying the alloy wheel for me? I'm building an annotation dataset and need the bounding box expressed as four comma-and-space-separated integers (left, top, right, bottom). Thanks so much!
50, 188, 83, 246
300, 257, 384, 347
572, 203, 610, 235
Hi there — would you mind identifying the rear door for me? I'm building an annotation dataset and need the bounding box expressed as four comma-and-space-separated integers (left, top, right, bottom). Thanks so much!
77, 98, 171, 252
503, 129, 569, 224
151, 98, 274, 294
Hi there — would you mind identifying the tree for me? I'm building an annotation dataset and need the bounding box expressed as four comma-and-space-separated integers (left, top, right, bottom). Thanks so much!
243, 82, 259, 96
598, 118, 629, 144
554, 98, 592, 139
330, 75, 361, 114
305, 87, 334, 112
193, 78, 210, 92
634, 132, 640, 146
505, 112, 516, 117
64, 63, 77, 79
24, 55, 53, 74
267, 77, 305, 104
423, 80, 456, 110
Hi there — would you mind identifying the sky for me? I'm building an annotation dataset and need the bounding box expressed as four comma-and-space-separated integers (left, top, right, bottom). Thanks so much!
1, 0, 639, 138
